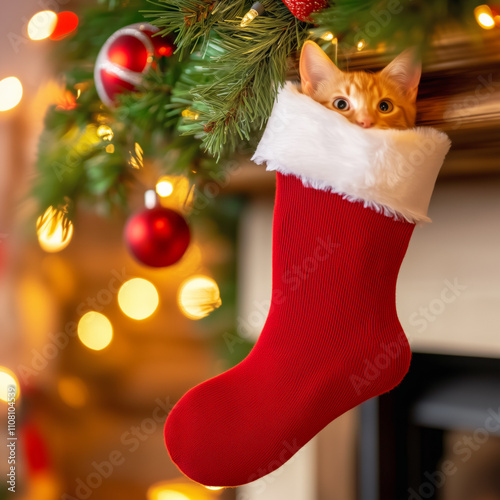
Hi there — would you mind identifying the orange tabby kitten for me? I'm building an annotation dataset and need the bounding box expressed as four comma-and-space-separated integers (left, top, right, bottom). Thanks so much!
299, 41, 421, 129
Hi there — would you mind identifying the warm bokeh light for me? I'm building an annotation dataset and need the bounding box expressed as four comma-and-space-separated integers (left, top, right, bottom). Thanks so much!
16, 276, 58, 352
156, 178, 174, 197
155, 492, 190, 500
158, 45, 173, 57
181, 108, 200, 120
157, 176, 193, 210
148, 481, 221, 500
321, 32, 334, 41
0, 367, 19, 403
97, 124, 114, 141
57, 376, 89, 408
78, 312, 113, 351
41, 255, 76, 300
0, 77, 23, 112
474, 5, 496, 29
118, 278, 159, 320
129, 142, 144, 169
479, 12, 495, 27
50, 11, 79, 40
357, 39, 365, 51
27, 10, 58, 40
178, 276, 222, 320
37, 206, 73, 253
204, 486, 223, 491
56, 90, 78, 111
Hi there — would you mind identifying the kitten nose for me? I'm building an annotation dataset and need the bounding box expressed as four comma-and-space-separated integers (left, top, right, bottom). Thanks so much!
357, 117, 374, 128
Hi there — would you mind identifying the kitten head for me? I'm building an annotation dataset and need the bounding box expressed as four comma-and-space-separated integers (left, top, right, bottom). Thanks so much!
299, 41, 421, 129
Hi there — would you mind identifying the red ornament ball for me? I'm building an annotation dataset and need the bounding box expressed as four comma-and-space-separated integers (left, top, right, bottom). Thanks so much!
125, 206, 190, 268
282, 0, 328, 21
94, 23, 175, 107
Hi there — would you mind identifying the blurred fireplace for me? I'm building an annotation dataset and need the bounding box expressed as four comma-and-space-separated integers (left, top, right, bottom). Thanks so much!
442, 431, 500, 500
360, 353, 500, 500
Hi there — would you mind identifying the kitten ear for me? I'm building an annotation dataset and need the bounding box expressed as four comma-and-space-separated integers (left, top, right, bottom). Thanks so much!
300, 41, 341, 98
380, 48, 421, 101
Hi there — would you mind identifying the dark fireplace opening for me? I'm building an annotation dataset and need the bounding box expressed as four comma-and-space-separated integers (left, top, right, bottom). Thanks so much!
359, 353, 500, 500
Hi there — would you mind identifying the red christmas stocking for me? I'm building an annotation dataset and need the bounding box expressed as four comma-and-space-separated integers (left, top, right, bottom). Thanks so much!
164, 84, 451, 487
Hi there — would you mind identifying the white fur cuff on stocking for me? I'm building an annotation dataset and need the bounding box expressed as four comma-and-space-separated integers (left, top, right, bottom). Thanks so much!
252, 83, 451, 223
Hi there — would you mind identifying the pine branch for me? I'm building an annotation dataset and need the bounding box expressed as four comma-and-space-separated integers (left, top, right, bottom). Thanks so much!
33, 1, 223, 221
145, 0, 248, 55
313, 0, 476, 54
146, 0, 311, 156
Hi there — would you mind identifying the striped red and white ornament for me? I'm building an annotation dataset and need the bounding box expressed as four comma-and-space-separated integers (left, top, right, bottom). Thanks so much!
94, 23, 175, 107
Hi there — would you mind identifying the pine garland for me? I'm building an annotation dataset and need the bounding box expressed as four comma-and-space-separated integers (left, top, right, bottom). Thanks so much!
33, 1, 223, 220
145, 0, 312, 156
313, 0, 482, 53
34, 0, 486, 218
145, 0, 485, 157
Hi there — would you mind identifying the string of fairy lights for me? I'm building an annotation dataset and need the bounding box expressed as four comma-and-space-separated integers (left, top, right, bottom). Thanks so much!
16, 0, 500, 360
2, 0, 499, 412
36, 173, 223, 348
0, 10, 78, 112
1, 3, 500, 496
2, 22, 223, 500
1, 2, 497, 115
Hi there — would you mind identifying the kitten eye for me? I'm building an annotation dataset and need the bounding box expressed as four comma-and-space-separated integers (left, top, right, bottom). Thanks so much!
333, 98, 350, 111
378, 100, 394, 113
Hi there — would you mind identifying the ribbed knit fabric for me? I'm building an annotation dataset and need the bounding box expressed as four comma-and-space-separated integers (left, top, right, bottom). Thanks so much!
165, 172, 414, 487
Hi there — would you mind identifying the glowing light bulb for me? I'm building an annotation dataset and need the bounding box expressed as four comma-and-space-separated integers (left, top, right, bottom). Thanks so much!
148, 481, 221, 500
178, 275, 222, 320
27, 10, 58, 40
58, 376, 88, 408
118, 278, 159, 320
156, 178, 174, 197
321, 32, 334, 41
0, 367, 19, 403
357, 39, 366, 51
158, 45, 173, 57
37, 206, 73, 253
56, 90, 78, 111
130, 142, 144, 169
0, 77, 23, 112
474, 5, 496, 29
478, 12, 495, 27
97, 124, 113, 141
156, 176, 193, 210
78, 312, 113, 351
240, 2, 265, 27
205, 486, 224, 490
181, 108, 200, 120
153, 491, 190, 500
50, 11, 79, 40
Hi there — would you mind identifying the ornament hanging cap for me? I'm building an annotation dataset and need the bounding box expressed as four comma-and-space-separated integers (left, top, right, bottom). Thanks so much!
145, 189, 157, 209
